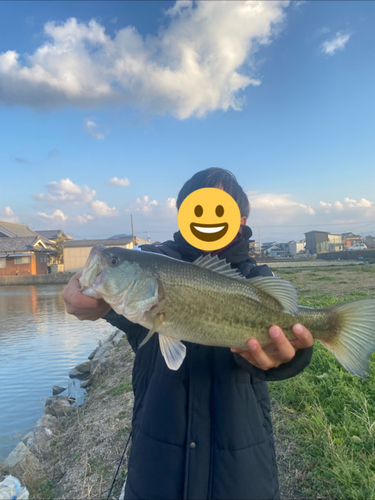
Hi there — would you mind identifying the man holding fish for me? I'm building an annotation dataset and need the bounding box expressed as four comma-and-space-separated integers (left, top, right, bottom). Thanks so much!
63, 168, 317, 499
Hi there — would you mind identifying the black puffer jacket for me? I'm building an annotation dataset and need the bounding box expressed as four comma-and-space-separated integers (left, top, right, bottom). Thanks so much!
104, 227, 313, 500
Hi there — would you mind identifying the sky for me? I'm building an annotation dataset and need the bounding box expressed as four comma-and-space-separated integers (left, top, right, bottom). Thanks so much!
0, 0, 374, 245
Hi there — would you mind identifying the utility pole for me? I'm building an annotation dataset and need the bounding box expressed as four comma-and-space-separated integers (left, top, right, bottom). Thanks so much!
147, 231, 151, 243
131, 214, 135, 247
257, 226, 262, 255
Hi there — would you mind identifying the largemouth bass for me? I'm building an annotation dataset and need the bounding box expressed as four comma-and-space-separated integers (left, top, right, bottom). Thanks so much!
79, 245, 375, 377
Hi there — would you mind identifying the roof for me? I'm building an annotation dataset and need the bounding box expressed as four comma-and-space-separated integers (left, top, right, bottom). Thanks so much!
0, 221, 38, 238
304, 230, 329, 236
64, 237, 133, 248
36, 229, 70, 240
0, 236, 49, 254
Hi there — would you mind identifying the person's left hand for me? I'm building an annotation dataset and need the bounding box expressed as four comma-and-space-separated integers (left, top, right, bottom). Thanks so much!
230, 324, 314, 370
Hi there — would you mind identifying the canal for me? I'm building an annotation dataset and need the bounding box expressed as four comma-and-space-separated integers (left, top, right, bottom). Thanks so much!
0, 284, 112, 461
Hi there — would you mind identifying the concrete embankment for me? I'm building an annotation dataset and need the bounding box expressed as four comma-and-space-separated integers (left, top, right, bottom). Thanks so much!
0, 273, 75, 286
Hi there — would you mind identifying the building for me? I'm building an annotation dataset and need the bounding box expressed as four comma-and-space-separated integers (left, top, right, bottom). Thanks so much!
0, 221, 56, 275
262, 242, 289, 258
304, 231, 329, 255
288, 240, 305, 256
0, 237, 50, 275
63, 236, 147, 272
35, 229, 71, 242
341, 232, 361, 249
363, 235, 375, 249
0, 221, 38, 238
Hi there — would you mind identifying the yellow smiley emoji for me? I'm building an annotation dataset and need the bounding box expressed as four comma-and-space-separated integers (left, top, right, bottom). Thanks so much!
178, 188, 241, 251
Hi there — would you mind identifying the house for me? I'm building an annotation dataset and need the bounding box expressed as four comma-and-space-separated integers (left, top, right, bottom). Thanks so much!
304, 231, 344, 254
63, 236, 147, 272
0, 221, 38, 238
363, 235, 375, 249
305, 231, 329, 255
35, 229, 72, 242
263, 242, 289, 258
288, 240, 305, 256
0, 237, 51, 275
341, 232, 361, 249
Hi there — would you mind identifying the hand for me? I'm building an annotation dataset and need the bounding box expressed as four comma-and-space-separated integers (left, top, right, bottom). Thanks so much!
63, 272, 111, 321
230, 324, 314, 370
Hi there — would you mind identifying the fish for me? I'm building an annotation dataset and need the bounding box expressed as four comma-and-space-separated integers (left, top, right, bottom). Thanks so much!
79, 244, 375, 377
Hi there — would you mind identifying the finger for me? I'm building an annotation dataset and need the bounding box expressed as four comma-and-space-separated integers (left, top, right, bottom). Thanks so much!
267, 325, 296, 363
244, 339, 280, 370
290, 324, 314, 350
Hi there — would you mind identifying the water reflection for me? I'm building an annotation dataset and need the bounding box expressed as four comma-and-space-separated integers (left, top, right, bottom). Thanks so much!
0, 284, 113, 460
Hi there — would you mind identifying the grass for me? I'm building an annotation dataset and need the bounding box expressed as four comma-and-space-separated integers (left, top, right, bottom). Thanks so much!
106, 380, 133, 396
269, 270, 375, 500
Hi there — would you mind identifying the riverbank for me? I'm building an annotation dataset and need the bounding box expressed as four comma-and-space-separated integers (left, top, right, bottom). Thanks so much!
0, 273, 74, 286
0, 329, 135, 499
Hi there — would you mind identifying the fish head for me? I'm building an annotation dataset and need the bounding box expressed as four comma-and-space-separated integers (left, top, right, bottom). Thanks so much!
79, 244, 142, 301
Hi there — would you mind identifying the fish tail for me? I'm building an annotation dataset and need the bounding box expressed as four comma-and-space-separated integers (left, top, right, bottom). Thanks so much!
318, 299, 375, 378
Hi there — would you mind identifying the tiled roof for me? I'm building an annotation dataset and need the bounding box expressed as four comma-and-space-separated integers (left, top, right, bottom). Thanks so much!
64, 238, 133, 248
0, 237, 46, 253
36, 229, 69, 240
0, 221, 38, 238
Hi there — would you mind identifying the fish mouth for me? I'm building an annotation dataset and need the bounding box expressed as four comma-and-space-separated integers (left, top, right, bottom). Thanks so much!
79, 246, 107, 296
190, 222, 228, 242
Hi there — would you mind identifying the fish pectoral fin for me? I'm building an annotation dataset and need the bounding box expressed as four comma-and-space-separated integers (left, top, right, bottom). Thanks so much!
158, 334, 186, 371
139, 313, 165, 349
249, 276, 299, 315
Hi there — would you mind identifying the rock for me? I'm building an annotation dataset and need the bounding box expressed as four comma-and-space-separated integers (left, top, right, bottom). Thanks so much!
3, 441, 40, 478
44, 396, 74, 417
80, 380, 91, 389
88, 347, 98, 360
75, 361, 91, 373
69, 361, 92, 380
91, 353, 109, 373
112, 331, 125, 345
53, 385, 67, 396
24, 415, 57, 456
93, 343, 112, 360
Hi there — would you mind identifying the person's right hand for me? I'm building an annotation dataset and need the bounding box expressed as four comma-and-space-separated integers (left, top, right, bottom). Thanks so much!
63, 272, 111, 321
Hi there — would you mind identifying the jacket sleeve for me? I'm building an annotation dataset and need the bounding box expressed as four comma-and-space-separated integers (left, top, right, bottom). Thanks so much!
103, 309, 149, 353
234, 262, 314, 381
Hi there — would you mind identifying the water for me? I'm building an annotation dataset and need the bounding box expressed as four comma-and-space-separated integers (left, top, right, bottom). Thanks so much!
0, 284, 115, 461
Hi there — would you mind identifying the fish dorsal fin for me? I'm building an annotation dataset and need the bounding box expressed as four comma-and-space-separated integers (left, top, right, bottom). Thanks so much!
249, 276, 299, 316
193, 254, 245, 280
158, 334, 186, 370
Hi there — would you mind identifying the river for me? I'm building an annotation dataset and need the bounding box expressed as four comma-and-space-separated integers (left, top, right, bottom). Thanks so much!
0, 284, 114, 461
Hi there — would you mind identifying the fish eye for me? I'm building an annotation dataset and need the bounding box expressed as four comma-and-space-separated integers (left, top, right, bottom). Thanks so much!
194, 205, 203, 217
216, 205, 224, 217
108, 256, 120, 267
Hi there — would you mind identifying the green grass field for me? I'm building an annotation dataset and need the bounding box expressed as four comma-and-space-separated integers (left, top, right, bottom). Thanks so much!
270, 265, 375, 499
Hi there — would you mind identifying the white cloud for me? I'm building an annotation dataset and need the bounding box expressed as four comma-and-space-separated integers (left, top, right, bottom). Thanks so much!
91, 200, 119, 217
249, 192, 315, 217
0, 206, 20, 223
0, 2, 288, 118
35, 178, 96, 204
108, 176, 130, 187
321, 31, 352, 56
84, 118, 107, 140
37, 209, 68, 221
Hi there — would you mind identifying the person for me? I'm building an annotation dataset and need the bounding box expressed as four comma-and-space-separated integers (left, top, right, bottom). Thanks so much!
63, 168, 314, 500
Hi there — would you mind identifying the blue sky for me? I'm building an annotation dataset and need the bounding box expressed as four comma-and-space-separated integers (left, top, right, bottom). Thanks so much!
0, 1, 374, 243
